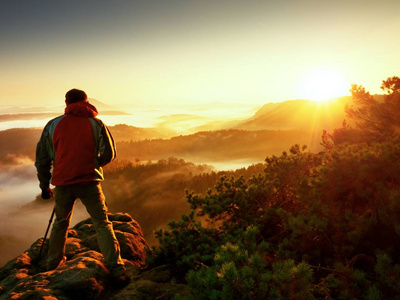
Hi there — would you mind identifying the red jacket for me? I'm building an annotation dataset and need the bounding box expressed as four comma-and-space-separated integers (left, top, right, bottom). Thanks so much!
35, 101, 116, 187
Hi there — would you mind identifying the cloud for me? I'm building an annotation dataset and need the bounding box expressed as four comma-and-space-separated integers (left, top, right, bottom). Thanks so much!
0, 197, 90, 267
0, 158, 36, 184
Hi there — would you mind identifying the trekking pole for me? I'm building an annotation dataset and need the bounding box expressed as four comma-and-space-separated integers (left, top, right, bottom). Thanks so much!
36, 206, 56, 263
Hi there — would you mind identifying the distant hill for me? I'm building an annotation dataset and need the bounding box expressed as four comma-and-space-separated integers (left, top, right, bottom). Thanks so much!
88, 98, 129, 115
0, 128, 41, 164
116, 128, 323, 164
236, 96, 352, 132
88, 98, 113, 110
0, 126, 319, 168
110, 124, 174, 141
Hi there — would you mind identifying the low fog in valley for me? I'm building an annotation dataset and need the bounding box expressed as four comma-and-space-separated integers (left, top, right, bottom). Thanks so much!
0, 160, 91, 265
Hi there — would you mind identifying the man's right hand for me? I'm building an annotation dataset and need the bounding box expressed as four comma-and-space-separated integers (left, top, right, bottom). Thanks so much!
41, 187, 54, 199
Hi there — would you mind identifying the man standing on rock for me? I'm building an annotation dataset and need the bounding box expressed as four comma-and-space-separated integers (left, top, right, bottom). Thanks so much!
35, 88, 130, 286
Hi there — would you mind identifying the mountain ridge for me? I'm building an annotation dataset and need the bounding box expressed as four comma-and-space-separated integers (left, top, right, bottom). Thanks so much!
235, 96, 352, 131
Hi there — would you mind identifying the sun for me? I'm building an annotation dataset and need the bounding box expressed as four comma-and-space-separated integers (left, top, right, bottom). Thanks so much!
297, 69, 349, 102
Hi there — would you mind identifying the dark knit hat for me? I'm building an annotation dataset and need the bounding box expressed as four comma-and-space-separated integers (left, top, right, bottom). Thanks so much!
65, 89, 88, 104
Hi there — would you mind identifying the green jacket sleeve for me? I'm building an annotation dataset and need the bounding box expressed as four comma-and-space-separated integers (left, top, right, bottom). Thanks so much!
35, 128, 53, 190
98, 121, 117, 166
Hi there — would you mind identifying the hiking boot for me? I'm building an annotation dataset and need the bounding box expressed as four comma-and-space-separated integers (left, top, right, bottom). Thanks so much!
111, 271, 131, 287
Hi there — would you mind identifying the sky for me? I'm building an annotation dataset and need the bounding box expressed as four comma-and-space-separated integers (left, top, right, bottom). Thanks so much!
1, 0, 399, 108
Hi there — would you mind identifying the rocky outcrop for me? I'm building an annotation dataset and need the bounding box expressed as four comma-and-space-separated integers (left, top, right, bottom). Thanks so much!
0, 213, 189, 299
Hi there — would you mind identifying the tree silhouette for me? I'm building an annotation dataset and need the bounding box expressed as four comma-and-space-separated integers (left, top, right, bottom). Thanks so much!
345, 76, 400, 142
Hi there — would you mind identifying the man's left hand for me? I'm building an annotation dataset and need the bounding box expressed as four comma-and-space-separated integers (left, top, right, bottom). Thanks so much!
41, 187, 54, 199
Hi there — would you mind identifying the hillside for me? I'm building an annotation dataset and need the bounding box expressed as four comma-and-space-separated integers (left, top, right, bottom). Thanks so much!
0, 125, 171, 164
236, 96, 352, 132
110, 124, 173, 141
116, 128, 322, 164
0, 128, 42, 165
101, 158, 265, 245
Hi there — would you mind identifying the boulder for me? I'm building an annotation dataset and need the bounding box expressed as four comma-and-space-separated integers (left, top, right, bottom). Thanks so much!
0, 212, 150, 299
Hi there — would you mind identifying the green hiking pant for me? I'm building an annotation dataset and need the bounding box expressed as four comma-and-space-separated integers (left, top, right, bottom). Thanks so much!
46, 182, 125, 276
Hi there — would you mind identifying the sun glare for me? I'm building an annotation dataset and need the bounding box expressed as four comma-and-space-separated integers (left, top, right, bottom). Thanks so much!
297, 69, 349, 102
